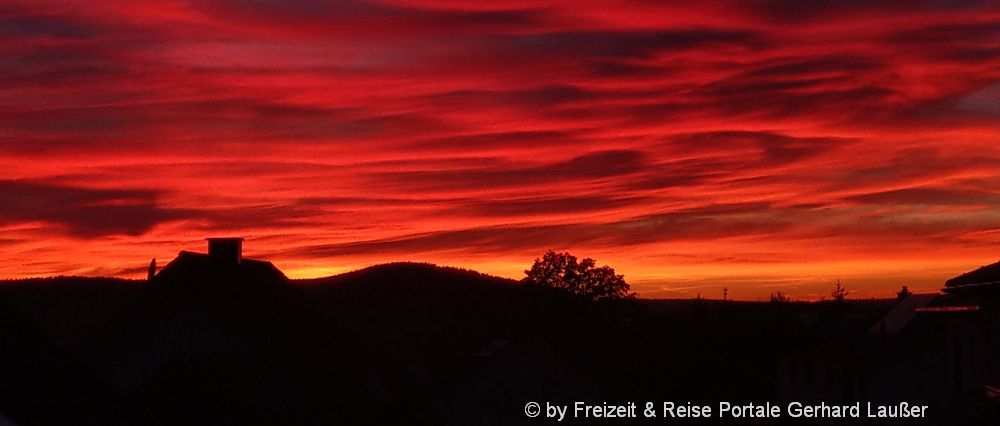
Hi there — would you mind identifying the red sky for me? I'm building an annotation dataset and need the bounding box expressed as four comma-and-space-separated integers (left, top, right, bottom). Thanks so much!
1, 0, 999, 299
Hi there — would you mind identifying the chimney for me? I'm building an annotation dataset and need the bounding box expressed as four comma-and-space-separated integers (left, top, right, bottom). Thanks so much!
206, 237, 243, 266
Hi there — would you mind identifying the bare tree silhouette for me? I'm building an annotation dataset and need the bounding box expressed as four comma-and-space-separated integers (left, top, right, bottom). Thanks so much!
832, 279, 850, 302
769, 291, 790, 303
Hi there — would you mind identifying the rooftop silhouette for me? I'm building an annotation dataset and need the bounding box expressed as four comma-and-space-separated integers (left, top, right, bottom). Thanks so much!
150, 238, 286, 290
945, 259, 1000, 289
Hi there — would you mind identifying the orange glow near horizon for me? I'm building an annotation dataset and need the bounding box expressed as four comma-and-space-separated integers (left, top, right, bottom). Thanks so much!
1, 1, 999, 299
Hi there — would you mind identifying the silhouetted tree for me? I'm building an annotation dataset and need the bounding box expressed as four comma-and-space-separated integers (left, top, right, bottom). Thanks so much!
523, 251, 634, 301
831, 280, 849, 302
769, 291, 790, 303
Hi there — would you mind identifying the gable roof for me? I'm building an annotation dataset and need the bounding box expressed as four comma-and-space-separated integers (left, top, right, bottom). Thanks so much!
945, 260, 1000, 288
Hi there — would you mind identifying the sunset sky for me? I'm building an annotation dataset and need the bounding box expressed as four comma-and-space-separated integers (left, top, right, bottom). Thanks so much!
2, 0, 999, 299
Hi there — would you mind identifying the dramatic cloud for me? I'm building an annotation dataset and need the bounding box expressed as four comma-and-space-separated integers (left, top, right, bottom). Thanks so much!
0, 180, 194, 236
1, 0, 999, 298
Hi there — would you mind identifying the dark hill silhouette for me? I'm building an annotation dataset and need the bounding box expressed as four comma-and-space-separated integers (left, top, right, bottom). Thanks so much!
0, 295, 117, 426
296, 262, 519, 308
301, 261, 513, 284
0, 276, 143, 425
294, 262, 633, 424
76, 253, 432, 425
0, 277, 141, 351
4, 257, 1000, 424
294, 261, 622, 347
296, 262, 523, 338
0, 264, 942, 425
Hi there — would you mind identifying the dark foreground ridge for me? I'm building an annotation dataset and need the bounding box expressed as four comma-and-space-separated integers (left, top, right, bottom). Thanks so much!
2, 242, 1000, 425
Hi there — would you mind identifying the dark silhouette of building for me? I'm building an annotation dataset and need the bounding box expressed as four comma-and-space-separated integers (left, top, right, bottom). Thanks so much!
778, 260, 1000, 418
945, 259, 1000, 288
149, 237, 286, 288
942, 259, 1000, 404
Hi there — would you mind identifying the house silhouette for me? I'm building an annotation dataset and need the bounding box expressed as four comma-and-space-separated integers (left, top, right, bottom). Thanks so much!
150, 238, 286, 287
781, 259, 1000, 408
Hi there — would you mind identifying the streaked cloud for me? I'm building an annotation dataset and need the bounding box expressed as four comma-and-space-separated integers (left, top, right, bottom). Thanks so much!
1, 0, 999, 298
